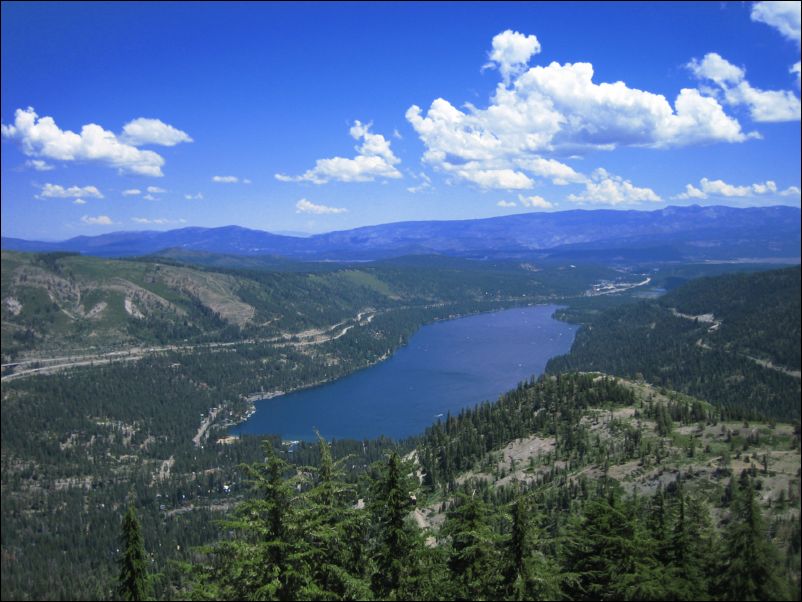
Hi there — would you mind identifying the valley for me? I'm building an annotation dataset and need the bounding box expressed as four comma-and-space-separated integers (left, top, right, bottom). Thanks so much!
1, 214, 800, 601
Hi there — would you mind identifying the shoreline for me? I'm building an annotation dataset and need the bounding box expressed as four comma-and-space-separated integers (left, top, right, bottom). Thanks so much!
227, 301, 566, 438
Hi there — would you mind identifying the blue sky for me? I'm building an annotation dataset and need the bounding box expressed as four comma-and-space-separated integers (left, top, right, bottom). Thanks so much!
2, 1, 800, 240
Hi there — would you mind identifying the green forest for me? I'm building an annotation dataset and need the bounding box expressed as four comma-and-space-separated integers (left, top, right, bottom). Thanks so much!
124, 375, 800, 601
548, 267, 801, 421
2, 255, 800, 600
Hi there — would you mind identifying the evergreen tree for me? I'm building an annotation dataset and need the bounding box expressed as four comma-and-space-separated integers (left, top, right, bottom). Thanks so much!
190, 441, 302, 601
441, 491, 502, 601
718, 475, 789, 601
505, 496, 561, 601
563, 493, 664, 600
662, 489, 712, 600
295, 434, 371, 600
368, 452, 420, 600
117, 504, 149, 602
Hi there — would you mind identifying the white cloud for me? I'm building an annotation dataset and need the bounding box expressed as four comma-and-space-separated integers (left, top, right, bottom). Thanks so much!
276, 121, 402, 184
131, 217, 188, 225
146, 186, 166, 193
675, 177, 799, 199
687, 53, 745, 86
728, 83, 801, 121
698, 178, 756, 197
567, 168, 660, 205
792, 62, 801, 87
295, 198, 347, 214
212, 175, 239, 183
120, 118, 193, 146
514, 157, 586, 185
73, 199, 86, 205
451, 166, 535, 190
484, 30, 541, 84
406, 172, 432, 193
26, 159, 54, 171
751, 1, 801, 47
122, 189, 142, 196
517, 194, 554, 209
184, 192, 204, 200
407, 33, 750, 190
143, 194, 157, 201
676, 183, 707, 200
497, 200, 517, 207
81, 215, 114, 225
1, 107, 168, 176
689, 52, 801, 122
38, 183, 103, 199
243, 178, 252, 184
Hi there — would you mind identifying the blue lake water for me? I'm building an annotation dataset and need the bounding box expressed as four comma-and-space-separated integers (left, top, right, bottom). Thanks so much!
233, 305, 577, 441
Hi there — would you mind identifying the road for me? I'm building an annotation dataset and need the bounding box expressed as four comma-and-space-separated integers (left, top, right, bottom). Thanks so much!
1, 308, 377, 382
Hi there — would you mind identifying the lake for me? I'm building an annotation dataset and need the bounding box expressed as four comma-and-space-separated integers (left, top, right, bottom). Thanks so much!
233, 305, 577, 441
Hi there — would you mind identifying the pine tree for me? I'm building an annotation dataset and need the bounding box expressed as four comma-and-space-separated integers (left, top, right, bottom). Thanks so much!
563, 493, 664, 601
190, 441, 302, 601
117, 504, 149, 602
505, 496, 561, 601
369, 451, 420, 600
295, 433, 371, 600
442, 491, 502, 601
662, 490, 712, 600
718, 475, 789, 601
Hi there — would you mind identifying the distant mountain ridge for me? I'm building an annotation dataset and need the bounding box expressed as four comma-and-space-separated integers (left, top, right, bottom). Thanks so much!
3, 205, 800, 260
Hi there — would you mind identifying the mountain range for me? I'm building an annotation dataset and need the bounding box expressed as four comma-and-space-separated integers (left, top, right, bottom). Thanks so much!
3, 204, 800, 261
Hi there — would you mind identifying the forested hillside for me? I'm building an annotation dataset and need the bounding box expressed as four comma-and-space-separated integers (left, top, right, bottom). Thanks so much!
1, 250, 621, 361
170, 375, 801, 599
2, 254, 799, 600
548, 267, 801, 421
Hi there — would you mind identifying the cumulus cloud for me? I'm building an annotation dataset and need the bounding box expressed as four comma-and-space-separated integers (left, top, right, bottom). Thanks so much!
687, 53, 745, 86
122, 189, 142, 196
792, 62, 801, 87
751, 1, 801, 46
276, 121, 402, 184
406, 172, 432, 193
38, 183, 103, 199
143, 194, 157, 201
517, 194, 554, 209
212, 175, 240, 183
0, 107, 183, 176
81, 215, 114, 225
449, 166, 535, 190
515, 157, 586, 185
407, 33, 750, 190
497, 194, 555, 209
483, 30, 541, 83
131, 217, 188, 225
295, 198, 347, 214
26, 159, 54, 171
675, 177, 799, 199
567, 168, 661, 205
689, 52, 801, 122
184, 192, 204, 200
676, 183, 707, 200
73, 199, 87, 205
120, 118, 193, 146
